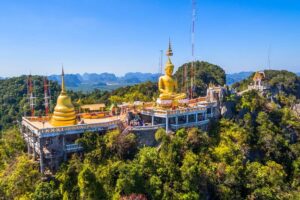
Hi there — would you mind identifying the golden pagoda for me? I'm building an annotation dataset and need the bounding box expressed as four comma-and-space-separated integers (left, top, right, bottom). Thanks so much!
50, 68, 77, 127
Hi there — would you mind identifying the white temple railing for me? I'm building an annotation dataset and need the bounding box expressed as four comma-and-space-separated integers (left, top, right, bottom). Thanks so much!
170, 120, 210, 129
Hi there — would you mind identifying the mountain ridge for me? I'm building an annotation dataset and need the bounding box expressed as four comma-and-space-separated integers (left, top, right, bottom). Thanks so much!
48, 72, 161, 88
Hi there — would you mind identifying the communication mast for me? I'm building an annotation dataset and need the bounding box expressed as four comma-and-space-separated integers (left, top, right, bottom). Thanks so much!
190, 0, 196, 99
27, 75, 36, 117
158, 50, 163, 74
268, 45, 272, 70
43, 77, 51, 116
183, 64, 188, 94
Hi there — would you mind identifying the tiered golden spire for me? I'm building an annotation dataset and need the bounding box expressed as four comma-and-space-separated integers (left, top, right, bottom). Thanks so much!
165, 38, 174, 68
50, 67, 77, 127
166, 38, 173, 57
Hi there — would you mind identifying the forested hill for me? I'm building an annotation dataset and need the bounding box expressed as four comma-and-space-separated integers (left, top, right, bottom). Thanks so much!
233, 70, 300, 99
1, 87, 300, 199
1, 68, 300, 199
175, 61, 226, 96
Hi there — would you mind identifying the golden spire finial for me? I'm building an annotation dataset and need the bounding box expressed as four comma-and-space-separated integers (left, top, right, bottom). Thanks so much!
166, 38, 173, 57
61, 65, 66, 94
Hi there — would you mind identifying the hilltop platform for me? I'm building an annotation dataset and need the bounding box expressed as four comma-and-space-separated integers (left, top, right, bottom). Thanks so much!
122, 100, 219, 133
21, 115, 121, 173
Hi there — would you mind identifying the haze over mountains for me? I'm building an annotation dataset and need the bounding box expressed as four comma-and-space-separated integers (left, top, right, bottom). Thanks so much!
48, 72, 161, 91
1, 71, 298, 91
46, 71, 300, 91
47, 71, 255, 88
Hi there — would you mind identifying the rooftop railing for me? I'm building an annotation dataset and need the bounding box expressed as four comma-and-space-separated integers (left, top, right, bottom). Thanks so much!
39, 120, 120, 134
170, 119, 210, 130
22, 117, 120, 134
141, 106, 207, 116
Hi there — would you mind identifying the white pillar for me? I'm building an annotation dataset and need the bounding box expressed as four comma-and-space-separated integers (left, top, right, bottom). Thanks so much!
175, 116, 178, 125
63, 134, 67, 161
151, 116, 154, 126
33, 137, 36, 159
166, 117, 169, 133
186, 115, 189, 124
39, 138, 44, 173
195, 113, 198, 122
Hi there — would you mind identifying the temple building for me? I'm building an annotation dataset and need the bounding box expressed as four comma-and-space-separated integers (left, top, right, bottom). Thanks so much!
21, 42, 224, 173
248, 71, 269, 91
21, 69, 121, 173
135, 42, 221, 133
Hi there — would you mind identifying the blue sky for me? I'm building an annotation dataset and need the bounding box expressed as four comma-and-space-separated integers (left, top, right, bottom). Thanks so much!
0, 0, 299, 77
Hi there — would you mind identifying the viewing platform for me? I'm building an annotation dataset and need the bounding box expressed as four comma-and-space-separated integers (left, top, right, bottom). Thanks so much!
22, 115, 120, 137
21, 115, 121, 173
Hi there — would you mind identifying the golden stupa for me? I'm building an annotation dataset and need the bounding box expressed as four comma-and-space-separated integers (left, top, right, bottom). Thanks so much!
50, 68, 77, 127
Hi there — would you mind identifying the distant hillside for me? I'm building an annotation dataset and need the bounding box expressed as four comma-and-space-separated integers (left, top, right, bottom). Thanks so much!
48, 74, 82, 87
82, 72, 117, 83
226, 71, 253, 85
48, 72, 161, 91
121, 72, 160, 83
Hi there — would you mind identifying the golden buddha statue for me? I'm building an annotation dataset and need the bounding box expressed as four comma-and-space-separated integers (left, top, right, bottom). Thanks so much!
50, 68, 77, 127
158, 41, 186, 100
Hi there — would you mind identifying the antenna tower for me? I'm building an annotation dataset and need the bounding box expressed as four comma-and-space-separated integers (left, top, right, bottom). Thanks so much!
43, 77, 51, 116
184, 64, 188, 94
190, 0, 196, 98
268, 45, 272, 70
159, 50, 163, 74
27, 75, 36, 117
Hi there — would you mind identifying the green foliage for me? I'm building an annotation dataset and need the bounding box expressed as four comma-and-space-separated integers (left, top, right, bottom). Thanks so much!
55, 156, 83, 200
0, 128, 25, 170
78, 166, 105, 200
32, 181, 61, 200
0, 154, 41, 200
237, 90, 266, 112
245, 161, 287, 199
109, 81, 158, 104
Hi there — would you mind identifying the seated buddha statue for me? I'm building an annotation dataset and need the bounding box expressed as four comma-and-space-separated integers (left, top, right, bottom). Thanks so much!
158, 41, 186, 101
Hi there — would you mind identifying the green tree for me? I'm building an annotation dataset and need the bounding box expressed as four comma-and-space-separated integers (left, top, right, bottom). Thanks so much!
78, 166, 105, 200
32, 181, 61, 200
245, 161, 287, 199
0, 155, 41, 199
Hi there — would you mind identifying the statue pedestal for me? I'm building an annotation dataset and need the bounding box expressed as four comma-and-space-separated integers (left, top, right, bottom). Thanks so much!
156, 99, 173, 107
178, 99, 189, 106
156, 98, 189, 108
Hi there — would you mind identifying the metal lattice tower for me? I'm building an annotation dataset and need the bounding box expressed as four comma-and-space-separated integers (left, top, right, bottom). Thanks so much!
43, 77, 51, 116
27, 75, 36, 117
190, 0, 196, 99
